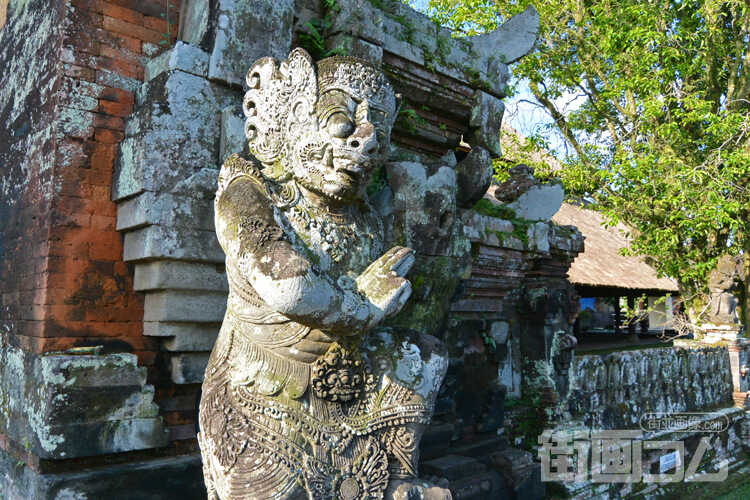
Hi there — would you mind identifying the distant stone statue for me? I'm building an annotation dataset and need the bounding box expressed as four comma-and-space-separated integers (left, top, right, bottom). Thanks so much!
707, 254, 745, 326
199, 48, 449, 500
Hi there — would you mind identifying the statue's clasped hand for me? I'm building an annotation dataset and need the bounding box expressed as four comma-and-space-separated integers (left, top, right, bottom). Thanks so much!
355, 246, 415, 332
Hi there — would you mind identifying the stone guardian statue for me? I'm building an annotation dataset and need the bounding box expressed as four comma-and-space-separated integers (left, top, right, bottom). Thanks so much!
707, 254, 745, 326
198, 48, 449, 500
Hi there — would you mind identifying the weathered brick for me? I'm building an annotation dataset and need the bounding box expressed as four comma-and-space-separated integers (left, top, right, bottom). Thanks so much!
104, 31, 143, 54
56, 177, 94, 199
89, 243, 123, 261
66, 5, 104, 29
95, 68, 142, 92
99, 86, 135, 104
114, 261, 131, 276
94, 128, 125, 143
48, 238, 90, 258
56, 137, 90, 169
62, 77, 107, 100
101, 45, 148, 70
91, 215, 116, 230
85, 199, 117, 216
91, 145, 116, 170
46, 257, 92, 275
107, 0, 179, 20
143, 15, 169, 34
111, 303, 145, 322
85, 168, 112, 186
47, 305, 87, 323
64, 28, 102, 56
47, 273, 83, 290
99, 55, 141, 80
50, 210, 92, 229
60, 107, 97, 139
63, 63, 96, 81
100, 99, 134, 117
101, 2, 144, 25
60, 91, 100, 112
55, 195, 88, 215
90, 185, 113, 202
61, 47, 100, 70
94, 113, 125, 131
103, 15, 168, 45
42, 288, 77, 306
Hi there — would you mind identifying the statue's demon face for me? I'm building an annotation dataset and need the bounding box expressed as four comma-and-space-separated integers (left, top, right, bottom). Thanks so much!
291, 88, 392, 202
243, 50, 397, 204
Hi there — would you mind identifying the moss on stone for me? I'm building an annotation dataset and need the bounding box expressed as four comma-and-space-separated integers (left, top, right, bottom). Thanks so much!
472, 198, 515, 220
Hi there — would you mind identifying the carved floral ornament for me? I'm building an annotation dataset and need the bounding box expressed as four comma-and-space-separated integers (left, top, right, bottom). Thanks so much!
199, 48, 449, 500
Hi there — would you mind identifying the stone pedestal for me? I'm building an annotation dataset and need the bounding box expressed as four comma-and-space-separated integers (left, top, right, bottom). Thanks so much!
700, 324, 749, 407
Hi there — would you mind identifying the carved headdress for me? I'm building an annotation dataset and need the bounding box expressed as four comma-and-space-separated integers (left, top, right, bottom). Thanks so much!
315, 56, 397, 118
242, 48, 397, 179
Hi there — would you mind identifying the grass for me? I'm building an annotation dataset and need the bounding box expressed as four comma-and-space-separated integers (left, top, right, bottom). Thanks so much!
716, 481, 750, 500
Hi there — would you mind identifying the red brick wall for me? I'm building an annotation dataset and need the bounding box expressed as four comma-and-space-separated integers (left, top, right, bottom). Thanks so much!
2, 0, 206, 448
49, 0, 202, 445
31, 0, 180, 364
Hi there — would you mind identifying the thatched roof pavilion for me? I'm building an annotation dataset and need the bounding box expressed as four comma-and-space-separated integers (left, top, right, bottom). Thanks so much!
551, 203, 679, 297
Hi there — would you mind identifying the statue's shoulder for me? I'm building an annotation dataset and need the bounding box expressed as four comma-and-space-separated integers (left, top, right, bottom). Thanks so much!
216, 154, 267, 200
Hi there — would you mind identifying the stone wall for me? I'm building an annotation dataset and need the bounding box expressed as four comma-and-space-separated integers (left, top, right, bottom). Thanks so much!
0, 344, 166, 461
0, 0, 212, 497
0, 0, 181, 355
567, 346, 734, 429
561, 406, 750, 499
436, 207, 581, 435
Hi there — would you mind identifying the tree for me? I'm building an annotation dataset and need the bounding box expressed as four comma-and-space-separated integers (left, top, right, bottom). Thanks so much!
419, 0, 750, 312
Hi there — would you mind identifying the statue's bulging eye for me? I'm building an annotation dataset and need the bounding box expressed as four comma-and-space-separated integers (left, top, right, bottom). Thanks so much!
370, 110, 387, 126
326, 112, 355, 138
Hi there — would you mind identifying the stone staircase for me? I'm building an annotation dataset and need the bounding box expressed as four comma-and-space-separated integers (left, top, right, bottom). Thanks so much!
420, 435, 544, 500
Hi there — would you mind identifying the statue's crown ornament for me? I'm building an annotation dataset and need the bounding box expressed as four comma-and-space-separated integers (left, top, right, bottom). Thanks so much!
316, 56, 397, 118
242, 48, 397, 173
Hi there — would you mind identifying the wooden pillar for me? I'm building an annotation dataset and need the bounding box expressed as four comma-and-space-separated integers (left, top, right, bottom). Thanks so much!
614, 295, 622, 335
626, 295, 639, 343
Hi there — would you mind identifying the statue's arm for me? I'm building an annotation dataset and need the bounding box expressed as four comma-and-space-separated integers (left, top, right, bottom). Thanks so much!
216, 177, 409, 334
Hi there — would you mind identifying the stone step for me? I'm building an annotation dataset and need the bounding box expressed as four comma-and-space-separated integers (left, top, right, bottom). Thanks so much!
419, 422, 455, 447
448, 470, 507, 500
420, 442, 451, 462
492, 449, 545, 500
451, 435, 509, 466
420, 454, 486, 481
